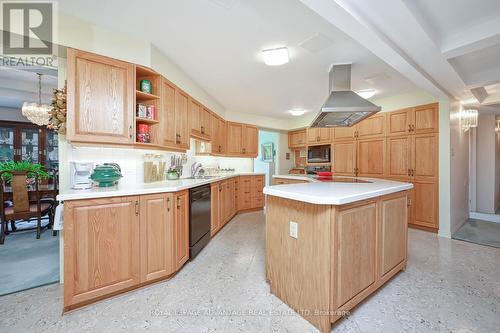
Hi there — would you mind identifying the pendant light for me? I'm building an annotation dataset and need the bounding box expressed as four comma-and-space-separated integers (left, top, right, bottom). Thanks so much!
21, 73, 51, 126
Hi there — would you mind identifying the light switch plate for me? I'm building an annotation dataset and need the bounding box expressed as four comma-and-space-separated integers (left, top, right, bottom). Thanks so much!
289, 221, 298, 239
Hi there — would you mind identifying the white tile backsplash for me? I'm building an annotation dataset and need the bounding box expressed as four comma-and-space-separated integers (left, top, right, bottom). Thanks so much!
61, 138, 254, 188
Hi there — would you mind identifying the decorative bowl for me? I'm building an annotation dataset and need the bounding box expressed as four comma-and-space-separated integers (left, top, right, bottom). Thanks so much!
91, 164, 122, 187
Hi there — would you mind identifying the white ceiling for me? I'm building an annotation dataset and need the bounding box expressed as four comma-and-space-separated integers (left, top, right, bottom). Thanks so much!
0, 67, 57, 108
58, 0, 418, 119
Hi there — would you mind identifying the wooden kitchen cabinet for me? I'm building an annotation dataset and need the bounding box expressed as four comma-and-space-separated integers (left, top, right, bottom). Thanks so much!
386, 108, 412, 136
211, 182, 222, 236
191, 100, 212, 140
307, 128, 332, 145
412, 181, 438, 229
413, 103, 438, 134
288, 129, 307, 148
238, 176, 252, 211
66, 48, 135, 145
335, 202, 377, 307
226, 122, 258, 157
139, 193, 175, 282
211, 114, 226, 155
162, 79, 189, 150
379, 194, 408, 277
411, 133, 438, 181
64, 196, 140, 309
174, 190, 189, 271
356, 113, 386, 139
386, 135, 412, 180
333, 141, 356, 176
201, 107, 212, 138
251, 175, 265, 208
333, 127, 356, 142
356, 138, 385, 177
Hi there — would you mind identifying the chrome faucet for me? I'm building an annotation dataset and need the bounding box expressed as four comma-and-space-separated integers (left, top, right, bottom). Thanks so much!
191, 162, 202, 178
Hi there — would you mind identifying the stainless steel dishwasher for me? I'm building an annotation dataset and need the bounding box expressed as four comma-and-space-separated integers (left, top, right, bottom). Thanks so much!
189, 184, 211, 259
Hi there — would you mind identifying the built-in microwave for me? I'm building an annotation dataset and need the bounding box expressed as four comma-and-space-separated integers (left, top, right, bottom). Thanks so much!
307, 145, 330, 163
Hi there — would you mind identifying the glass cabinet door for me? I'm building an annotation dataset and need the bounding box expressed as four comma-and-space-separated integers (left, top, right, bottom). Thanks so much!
20, 128, 40, 163
46, 131, 58, 170
0, 126, 14, 163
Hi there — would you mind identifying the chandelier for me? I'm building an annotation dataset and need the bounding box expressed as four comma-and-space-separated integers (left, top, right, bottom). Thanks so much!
22, 73, 51, 126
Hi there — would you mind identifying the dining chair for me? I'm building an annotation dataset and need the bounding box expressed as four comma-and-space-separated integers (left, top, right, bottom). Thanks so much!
0, 171, 54, 244
41, 168, 58, 236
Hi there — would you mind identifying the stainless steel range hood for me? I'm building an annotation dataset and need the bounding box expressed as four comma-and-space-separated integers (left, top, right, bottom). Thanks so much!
310, 64, 381, 127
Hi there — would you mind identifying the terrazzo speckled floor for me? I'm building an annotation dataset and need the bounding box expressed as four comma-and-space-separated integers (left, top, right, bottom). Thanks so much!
1, 211, 499, 333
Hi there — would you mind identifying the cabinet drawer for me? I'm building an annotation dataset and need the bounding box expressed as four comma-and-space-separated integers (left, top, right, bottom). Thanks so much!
252, 196, 264, 208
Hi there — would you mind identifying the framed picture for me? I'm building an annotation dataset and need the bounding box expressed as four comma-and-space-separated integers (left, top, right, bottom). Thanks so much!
261, 142, 274, 162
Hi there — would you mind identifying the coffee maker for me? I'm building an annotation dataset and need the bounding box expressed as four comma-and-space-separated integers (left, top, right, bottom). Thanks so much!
70, 162, 94, 189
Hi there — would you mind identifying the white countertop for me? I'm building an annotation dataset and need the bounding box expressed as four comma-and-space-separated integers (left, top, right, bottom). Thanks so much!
57, 172, 265, 201
264, 175, 413, 205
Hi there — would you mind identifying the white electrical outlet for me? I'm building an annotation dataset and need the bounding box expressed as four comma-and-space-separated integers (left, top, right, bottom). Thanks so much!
289, 221, 298, 239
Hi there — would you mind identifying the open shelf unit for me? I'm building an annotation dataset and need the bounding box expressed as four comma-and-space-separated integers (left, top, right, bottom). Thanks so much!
135, 65, 162, 146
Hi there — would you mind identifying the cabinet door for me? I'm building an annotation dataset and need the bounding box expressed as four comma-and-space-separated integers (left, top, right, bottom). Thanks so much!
251, 175, 265, 208
219, 118, 227, 154
357, 113, 386, 139
413, 181, 438, 229
413, 103, 438, 134
226, 122, 243, 155
333, 141, 356, 176
229, 178, 236, 217
67, 49, 134, 144
211, 115, 220, 154
307, 128, 331, 144
190, 99, 202, 137
211, 183, 221, 235
387, 108, 411, 136
64, 196, 140, 308
333, 127, 356, 141
0, 125, 15, 163
140, 193, 174, 282
162, 79, 176, 147
238, 176, 252, 210
379, 194, 407, 277
335, 202, 376, 307
242, 125, 258, 157
386, 136, 411, 180
201, 107, 212, 138
356, 138, 385, 177
289, 130, 306, 148
175, 89, 190, 149
412, 133, 438, 181
174, 191, 189, 270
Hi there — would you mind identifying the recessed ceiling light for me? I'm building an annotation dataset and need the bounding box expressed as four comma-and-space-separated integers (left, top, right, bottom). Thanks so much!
289, 108, 306, 116
356, 89, 377, 99
262, 47, 289, 66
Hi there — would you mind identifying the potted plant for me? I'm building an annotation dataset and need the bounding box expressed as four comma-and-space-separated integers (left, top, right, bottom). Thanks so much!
0, 161, 51, 185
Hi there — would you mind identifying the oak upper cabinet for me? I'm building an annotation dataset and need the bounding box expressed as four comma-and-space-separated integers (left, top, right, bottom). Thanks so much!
288, 129, 306, 148
67, 49, 134, 145
201, 107, 212, 139
190, 99, 202, 138
413, 103, 438, 134
412, 181, 438, 229
64, 196, 140, 308
333, 141, 357, 176
356, 113, 386, 139
174, 190, 189, 271
356, 138, 386, 178
139, 193, 175, 282
335, 202, 377, 307
162, 79, 189, 150
379, 193, 408, 277
386, 135, 412, 180
307, 128, 332, 145
242, 124, 258, 157
333, 126, 356, 141
387, 108, 412, 136
226, 122, 258, 157
211, 114, 226, 155
211, 182, 222, 236
411, 133, 438, 181
190, 101, 212, 140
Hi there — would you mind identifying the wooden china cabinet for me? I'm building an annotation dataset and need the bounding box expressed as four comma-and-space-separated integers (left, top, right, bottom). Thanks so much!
0, 120, 58, 170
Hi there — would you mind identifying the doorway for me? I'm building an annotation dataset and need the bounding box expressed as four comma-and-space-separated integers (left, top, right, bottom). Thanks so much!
254, 129, 280, 186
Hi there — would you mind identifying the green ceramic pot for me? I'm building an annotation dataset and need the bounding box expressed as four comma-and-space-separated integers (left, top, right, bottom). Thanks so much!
91, 164, 122, 187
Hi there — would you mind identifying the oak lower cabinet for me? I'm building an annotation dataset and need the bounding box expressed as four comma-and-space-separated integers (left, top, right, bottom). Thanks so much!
64, 191, 190, 310
140, 193, 175, 282
67, 49, 135, 145
64, 196, 141, 309
272, 177, 309, 185
238, 176, 252, 210
412, 181, 438, 229
386, 135, 412, 180
174, 190, 189, 271
211, 182, 222, 236
251, 175, 265, 208
289, 129, 306, 148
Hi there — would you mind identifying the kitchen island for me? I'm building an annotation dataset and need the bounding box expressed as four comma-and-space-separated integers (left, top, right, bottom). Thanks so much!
263, 176, 413, 333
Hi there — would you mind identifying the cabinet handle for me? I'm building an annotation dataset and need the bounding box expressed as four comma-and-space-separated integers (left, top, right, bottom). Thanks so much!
408, 124, 412, 133
201, 126, 205, 134
242, 148, 246, 153
408, 168, 411, 176
177, 197, 181, 208
407, 198, 412, 207
167, 198, 171, 212
411, 169, 414, 176
129, 125, 133, 139
411, 124, 415, 132
176, 134, 181, 144
135, 201, 139, 216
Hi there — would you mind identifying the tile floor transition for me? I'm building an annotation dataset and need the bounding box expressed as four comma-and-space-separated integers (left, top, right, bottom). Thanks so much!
1, 211, 499, 333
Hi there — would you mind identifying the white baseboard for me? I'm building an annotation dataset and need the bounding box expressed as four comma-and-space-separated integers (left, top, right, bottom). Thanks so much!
469, 211, 500, 223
